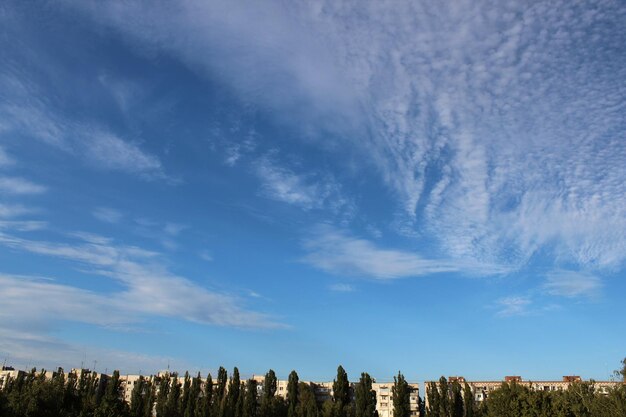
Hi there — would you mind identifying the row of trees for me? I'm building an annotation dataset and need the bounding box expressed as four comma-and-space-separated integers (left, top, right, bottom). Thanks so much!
0, 365, 403, 417
426, 376, 626, 417
1, 359, 624, 417
425, 358, 626, 417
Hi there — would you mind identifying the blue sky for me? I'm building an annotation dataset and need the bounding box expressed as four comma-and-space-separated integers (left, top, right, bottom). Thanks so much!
0, 0, 625, 383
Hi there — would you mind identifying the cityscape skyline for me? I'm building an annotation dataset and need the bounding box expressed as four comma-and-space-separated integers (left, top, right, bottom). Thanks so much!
1, 0, 624, 382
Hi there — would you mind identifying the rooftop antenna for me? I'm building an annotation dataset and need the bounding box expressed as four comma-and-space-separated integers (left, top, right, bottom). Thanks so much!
93, 360, 97, 373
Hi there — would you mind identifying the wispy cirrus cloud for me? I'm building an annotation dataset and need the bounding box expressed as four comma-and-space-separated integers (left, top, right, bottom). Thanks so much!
93, 207, 124, 224
0, 203, 35, 218
328, 283, 355, 293
0, 73, 167, 181
64, 0, 626, 282
0, 176, 46, 194
254, 156, 351, 214
302, 225, 461, 280
495, 296, 533, 317
0, 231, 283, 329
542, 270, 602, 299
0, 221, 47, 232
0, 146, 15, 167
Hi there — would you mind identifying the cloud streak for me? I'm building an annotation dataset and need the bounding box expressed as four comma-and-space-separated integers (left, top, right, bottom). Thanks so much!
543, 270, 602, 299
254, 156, 350, 213
302, 226, 461, 280
0, 177, 46, 194
0, 231, 283, 329
0, 75, 167, 180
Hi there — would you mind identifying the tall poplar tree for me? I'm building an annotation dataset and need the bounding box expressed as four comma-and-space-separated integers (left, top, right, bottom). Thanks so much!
129, 376, 146, 417
166, 373, 182, 417
354, 373, 377, 417
215, 368, 228, 417
450, 382, 463, 417
333, 366, 350, 406
181, 372, 191, 417
144, 381, 156, 417
95, 370, 128, 417
462, 384, 474, 417
426, 382, 440, 417
184, 372, 201, 417
200, 374, 214, 417
437, 378, 450, 417
260, 369, 278, 417
392, 372, 410, 417
296, 383, 319, 417
156, 374, 171, 417
332, 365, 352, 417
227, 368, 242, 417
287, 371, 299, 417
243, 379, 258, 417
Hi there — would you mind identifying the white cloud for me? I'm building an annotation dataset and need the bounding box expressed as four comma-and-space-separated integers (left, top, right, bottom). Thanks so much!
495, 296, 532, 317
543, 270, 602, 299
255, 156, 351, 213
0, 203, 34, 218
0, 221, 47, 232
0, 231, 283, 329
0, 75, 166, 180
164, 222, 187, 236
64, 0, 626, 276
329, 283, 355, 292
93, 207, 123, 224
65, 0, 364, 137
199, 250, 213, 262
82, 130, 163, 177
0, 146, 14, 167
302, 226, 460, 280
0, 176, 46, 194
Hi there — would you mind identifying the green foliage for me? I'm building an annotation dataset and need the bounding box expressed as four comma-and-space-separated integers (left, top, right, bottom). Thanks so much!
199, 374, 214, 417
243, 379, 258, 417
331, 366, 353, 417
2, 358, 626, 417
450, 382, 463, 417
462, 384, 474, 417
354, 373, 377, 417
95, 370, 129, 417
438, 377, 450, 417
184, 373, 202, 417
426, 381, 441, 417
296, 383, 319, 417
216, 368, 229, 417
129, 376, 146, 417
392, 372, 410, 417
260, 369, 284, 417
226, 368, 242, 417
333, 366, 350, 407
